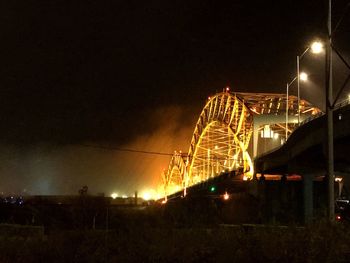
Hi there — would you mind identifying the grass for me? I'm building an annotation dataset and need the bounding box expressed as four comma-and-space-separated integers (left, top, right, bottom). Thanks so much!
0, 205, 349, 263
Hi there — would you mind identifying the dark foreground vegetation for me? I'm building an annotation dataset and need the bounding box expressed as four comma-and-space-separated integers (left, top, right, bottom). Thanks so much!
0, 198, 350, 263
1, 221, 350, 263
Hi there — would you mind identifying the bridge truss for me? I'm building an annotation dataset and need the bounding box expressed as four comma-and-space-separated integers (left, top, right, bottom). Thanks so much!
163, 91, 254, 197
161, 91, 321, 197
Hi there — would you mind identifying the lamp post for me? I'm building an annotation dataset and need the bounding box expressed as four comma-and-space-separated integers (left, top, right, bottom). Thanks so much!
296, 41, 324, 125
286, 73, 308, 139
325, 0, 334, 222
286, 41, 323, 140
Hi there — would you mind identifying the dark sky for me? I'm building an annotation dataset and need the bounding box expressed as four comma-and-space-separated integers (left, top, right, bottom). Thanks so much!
0, 0, 349, 195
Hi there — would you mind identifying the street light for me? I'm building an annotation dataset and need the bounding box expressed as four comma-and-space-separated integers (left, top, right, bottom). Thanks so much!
296, 41, 324, 124
300, 72, 308, 81
285, 72, 308, 139
311, 41, 323, 54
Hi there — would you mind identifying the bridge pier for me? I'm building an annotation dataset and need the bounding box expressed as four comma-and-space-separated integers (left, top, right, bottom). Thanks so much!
303, 174, 314, 225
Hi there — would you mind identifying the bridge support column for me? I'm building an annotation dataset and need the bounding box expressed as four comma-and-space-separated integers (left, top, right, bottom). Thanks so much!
257, 174, 266, 223
303, 174, 314, 225
248, 173, 259, 197
253, 124, 259, 158
281, 174, 287, 204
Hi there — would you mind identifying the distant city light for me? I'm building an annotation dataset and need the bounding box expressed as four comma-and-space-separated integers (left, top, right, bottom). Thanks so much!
335, 177, 343, 182
141, 189, 157, 201
122, 195, 128, 199
143, 192, 151, 200
223, 192, 230, 200
111, 193, 118, 199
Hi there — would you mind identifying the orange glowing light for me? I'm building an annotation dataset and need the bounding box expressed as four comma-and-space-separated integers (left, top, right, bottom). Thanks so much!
141, 189, 158, 201
143, 192, 151, 200
335, 177, 343, 182
223, 192, 230, 200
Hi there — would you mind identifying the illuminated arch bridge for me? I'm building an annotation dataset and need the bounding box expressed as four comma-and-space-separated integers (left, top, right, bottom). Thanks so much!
161, 90, 321, 198
162, 90, 254, 197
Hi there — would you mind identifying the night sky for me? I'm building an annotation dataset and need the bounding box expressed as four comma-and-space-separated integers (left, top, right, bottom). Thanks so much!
0, 0, 349, 196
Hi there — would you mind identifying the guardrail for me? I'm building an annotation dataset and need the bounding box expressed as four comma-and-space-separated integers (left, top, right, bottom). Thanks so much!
334, 98, 350, 110
300, 98, 350, 126
299, 112, 324, 126
255, 99, 350, 160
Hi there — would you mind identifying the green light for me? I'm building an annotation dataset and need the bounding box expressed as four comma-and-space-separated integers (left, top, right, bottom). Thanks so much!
210, 186, 216, 192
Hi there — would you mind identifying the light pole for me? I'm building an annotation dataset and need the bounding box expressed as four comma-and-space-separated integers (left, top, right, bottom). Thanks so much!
286, 73, 308, 139
296, 41, 324, 125
325, 0, 334, 222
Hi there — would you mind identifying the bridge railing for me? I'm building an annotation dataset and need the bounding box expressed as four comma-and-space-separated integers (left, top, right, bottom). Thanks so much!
299, 98, 350, 126
256, 98, 350, 160
334, 98, 350, 110
299, 112, 324, 126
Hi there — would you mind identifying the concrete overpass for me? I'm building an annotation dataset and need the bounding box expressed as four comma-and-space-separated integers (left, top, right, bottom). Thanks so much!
255, 102, 350, 175
254, 102, 350, 223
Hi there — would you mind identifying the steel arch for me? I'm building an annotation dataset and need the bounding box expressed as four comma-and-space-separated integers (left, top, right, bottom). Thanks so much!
164, 91, 254, 196
163, 151, 187, 197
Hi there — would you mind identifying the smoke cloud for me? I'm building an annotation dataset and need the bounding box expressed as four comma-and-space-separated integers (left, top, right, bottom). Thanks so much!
0, 105, 199, 196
